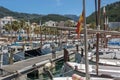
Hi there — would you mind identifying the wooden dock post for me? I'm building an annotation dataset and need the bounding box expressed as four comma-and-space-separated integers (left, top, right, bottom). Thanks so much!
9, 48, 14, 64
63, 48, 69, 62
0, 52, 3, 68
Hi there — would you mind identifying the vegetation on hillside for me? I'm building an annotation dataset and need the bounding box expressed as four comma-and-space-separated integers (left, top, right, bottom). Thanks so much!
86, 1, 120, 30
30, 14, 71, 24
0, 1, 120, 30
0, 6, 71, 24
87, 1, 120, 23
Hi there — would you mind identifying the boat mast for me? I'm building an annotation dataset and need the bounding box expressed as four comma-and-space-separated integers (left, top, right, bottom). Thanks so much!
98, 0, 101, 30
83, 0, 90, 80
95, 0, 98, 76
103, 6, 108, 48
95, 0, 101, 76
40, 19, 42, 48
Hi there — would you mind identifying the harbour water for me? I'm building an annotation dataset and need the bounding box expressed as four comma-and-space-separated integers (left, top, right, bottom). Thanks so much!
27, 60, 64, 80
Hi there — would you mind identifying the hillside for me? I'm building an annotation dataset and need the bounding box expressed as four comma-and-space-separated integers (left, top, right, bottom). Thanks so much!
64, 14, 79, 21
0, 6, 71, 24
0, 6, 42, 20
0, 1, 119, 24
87, 1, 120, 23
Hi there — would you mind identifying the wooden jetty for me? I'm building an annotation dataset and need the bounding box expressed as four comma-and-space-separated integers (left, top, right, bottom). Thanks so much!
0, 47, 75, 80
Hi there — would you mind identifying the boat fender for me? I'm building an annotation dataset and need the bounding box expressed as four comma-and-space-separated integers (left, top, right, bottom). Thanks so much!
72, 74, 83, 80
44, 62, 52, 69
44, 62, 55, 70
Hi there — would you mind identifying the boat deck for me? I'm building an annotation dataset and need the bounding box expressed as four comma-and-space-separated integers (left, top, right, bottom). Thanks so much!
91, 58, 120, 66
53, 77, 114, 80
66, 62, 120, 78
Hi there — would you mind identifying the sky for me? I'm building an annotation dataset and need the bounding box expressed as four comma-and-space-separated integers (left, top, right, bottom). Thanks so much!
0, 0, 119, 16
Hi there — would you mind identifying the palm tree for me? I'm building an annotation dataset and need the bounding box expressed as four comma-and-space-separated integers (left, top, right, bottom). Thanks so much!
34, 25, 40, 38
11, 21, 20, 38
19, 20, 25, 33
64, 20, 74, 27
23, 22, 31, 41
4, 23, 12, 40
18, 20, 26, 41
19, 20, 25, 28
42, 27, 47, 40
89, 22, 96, 29
4, 23, 12, 34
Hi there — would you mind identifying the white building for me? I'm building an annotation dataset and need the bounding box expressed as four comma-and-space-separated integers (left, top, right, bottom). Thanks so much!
0, 16, 16, 33
109, 22, 120, 28
45, 20, 57, 26
58, 21, 65, 26
0, 16, 16, 28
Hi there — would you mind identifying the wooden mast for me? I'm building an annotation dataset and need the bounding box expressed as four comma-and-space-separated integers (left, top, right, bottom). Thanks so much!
40, 20, 42, 48
83, 0, 90, 80
103, 6, 107, 48
95, 0, 99, 75
95, 0, 101, 76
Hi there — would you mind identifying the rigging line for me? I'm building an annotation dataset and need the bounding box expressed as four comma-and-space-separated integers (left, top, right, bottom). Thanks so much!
62, 69, 74, 75
25, 52, 35, 57
13, 52, 25, 58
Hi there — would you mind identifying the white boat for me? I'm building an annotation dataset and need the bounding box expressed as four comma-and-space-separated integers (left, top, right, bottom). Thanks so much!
0, 44, 25, 65
90, 58, 120, 66
9, 45, 23, 54
53, 77, 72, 80
46, 68, 115, 80
62, 62, 120, 78
53, 77, 114, 80
89, 48, 120, 59
24, 44, 32, 51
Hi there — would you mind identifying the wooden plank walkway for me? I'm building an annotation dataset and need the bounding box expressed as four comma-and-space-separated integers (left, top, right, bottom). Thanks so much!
1, 47, 76, 75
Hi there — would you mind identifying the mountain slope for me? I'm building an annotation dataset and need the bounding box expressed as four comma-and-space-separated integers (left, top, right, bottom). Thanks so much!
0, 6, 43, 20
0, 6, 71, 23
0, 1, 119, 24
30, 14, 71, 24
64, 15, 79, 21
87, 1, 120, 23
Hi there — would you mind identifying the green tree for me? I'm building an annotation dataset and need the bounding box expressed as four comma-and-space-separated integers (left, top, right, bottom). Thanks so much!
19, 20, 25, 31
23, 22, 31, 40
89, 22, 96, 29
18, 20, 26, 41
4, 23, 12, 33
11, 21, 20, 37
34, 25, 40, 37
64, 20, 74, 27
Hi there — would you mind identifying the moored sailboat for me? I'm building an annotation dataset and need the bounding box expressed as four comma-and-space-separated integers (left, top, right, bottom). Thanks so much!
57, 0, 120, 80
